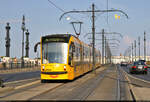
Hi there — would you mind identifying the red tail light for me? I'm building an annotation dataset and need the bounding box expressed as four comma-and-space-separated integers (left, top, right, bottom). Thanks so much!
144, 66, 148, 68
64, 68, 66, 71
132, 66, 136, 68
64, 66, 67, 71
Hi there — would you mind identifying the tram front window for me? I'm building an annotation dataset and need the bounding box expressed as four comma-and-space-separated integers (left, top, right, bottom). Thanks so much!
42, 43, 68, 64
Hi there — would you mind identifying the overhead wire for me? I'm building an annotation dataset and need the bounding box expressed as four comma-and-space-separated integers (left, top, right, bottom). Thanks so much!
47, 0, 65, 12
47, 0, 90, 41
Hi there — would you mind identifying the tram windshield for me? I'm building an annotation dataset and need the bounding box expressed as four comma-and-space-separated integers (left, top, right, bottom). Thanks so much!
42, 42, 68, 64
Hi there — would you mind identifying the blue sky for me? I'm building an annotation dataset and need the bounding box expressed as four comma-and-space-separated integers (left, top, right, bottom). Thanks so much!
0, 0, 150, 58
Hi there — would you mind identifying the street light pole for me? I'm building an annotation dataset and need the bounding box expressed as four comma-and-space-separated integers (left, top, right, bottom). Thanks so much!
105, 36, 107, 64
102, 29, 104, 65
25, 29, 30, 58
138, 36, 140, 60
21, 15, 26, 68
92, 4, 96, 74
5, 22, 11, 57
132, 43, 134, 62
144, 31, 146, 61
134, 40, 136, 61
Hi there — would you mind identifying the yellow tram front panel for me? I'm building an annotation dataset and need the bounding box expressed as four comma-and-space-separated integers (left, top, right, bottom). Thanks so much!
41, 63, 74, 80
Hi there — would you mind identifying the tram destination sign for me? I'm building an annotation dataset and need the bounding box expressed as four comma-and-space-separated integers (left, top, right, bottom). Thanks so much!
42, 37, 68, 43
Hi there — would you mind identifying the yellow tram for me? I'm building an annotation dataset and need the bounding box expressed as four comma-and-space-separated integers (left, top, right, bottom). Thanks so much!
40, 34, 101, 82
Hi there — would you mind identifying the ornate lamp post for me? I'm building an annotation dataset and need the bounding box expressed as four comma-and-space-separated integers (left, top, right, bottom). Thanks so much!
25, 29, 30, 57
5, 22, 11, 57
21, 15, 26, 68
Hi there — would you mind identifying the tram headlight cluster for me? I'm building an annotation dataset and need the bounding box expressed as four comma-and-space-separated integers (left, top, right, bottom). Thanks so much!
64, 65, 66, 71
42, 66, 45, 71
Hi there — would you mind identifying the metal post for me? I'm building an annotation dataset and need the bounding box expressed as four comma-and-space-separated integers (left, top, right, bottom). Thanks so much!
129, 46, 131, 62
25, 29, 30, 57
102, 29, 104, 65
5, 22, 11, 57
105, 36, 107, 64
132, 43, 134, 62
21, 15, 26, 68
110, 46, 112, 63
134, 40, 136, 61
92, 4, 96, 74
138, 36, 140, 60
109, 44, 111, 63
144, 31, 146, 61
128, 47, 130, 62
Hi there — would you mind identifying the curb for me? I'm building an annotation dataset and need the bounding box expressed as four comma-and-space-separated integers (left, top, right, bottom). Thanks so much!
0, 87, 14, 93
121, 68, 140, 100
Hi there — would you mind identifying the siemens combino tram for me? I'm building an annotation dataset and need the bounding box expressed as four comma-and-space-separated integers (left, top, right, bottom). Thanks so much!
40, 34, 101, 82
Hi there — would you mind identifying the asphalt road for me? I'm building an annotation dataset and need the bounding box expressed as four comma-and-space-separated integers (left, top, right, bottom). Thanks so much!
119, 64, 150, 82
0, 71, 40, 83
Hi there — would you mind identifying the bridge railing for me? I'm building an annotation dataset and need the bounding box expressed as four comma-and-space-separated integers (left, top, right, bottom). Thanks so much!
0, 62, 40, 70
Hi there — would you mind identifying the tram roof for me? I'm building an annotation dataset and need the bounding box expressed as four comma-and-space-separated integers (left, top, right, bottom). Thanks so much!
42, 34, 78, 43
42, 34, 92, 46
42, 34, 77, 39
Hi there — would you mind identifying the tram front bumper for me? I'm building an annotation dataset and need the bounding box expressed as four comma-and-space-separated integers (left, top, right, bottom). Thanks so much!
41, 71, 69, 80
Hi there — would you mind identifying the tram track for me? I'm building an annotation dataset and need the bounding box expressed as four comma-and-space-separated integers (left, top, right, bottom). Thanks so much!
30, 66, 108, 100
1, 64, 127, 101
0, 81, 65, 100
0, 64, 134, 101
0, 65, 108, 100
86, 64, 119, 100
1, 64, 149, 101
4, 78, 40, 88
62, 68, 108, 100
31, 64, 118, 100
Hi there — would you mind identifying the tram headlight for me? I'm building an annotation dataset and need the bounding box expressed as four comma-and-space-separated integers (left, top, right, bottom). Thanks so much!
64, 65, 66, 71
42, 66, 45, 71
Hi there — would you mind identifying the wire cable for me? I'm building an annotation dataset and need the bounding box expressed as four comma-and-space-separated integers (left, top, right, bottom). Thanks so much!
47, 0, 65, 12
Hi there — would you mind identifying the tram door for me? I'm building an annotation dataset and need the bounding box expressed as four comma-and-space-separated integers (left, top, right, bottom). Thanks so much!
69, 42, 75, 67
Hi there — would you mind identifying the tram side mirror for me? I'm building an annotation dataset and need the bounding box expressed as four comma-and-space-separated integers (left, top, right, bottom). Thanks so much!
34, 42, 40, 52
